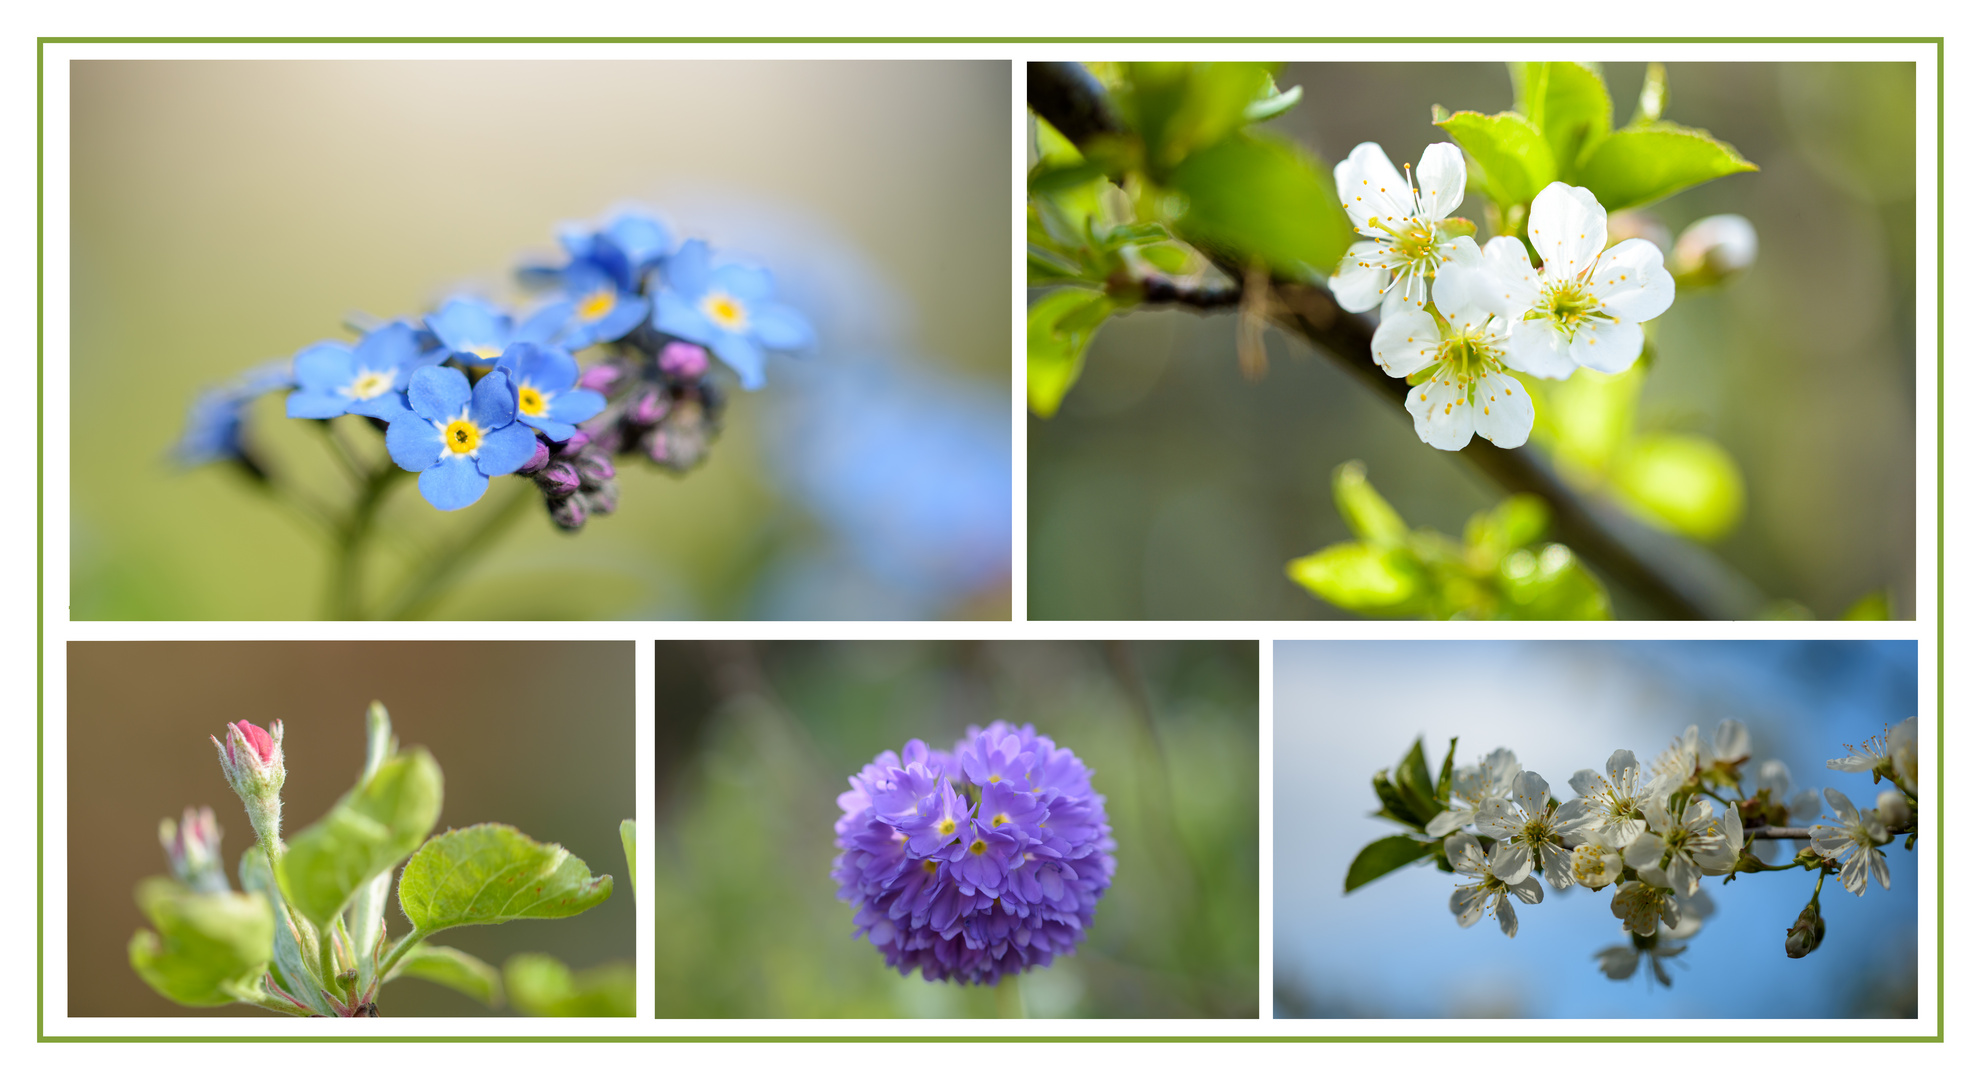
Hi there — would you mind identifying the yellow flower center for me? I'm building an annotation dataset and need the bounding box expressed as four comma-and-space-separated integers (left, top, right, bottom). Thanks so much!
517, 384, 547, 417
968, 839, 988, 856
936, 817, 956, 836
922, 859, 940, 874
443, 418, 482, 455
464, 344, 504, 361
991, 813, 1011, 827
701, 291, 750, 332
341, 369, 393, 401
577, 288, 617, 322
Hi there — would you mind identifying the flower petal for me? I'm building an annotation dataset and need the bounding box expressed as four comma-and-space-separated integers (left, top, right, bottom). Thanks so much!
652, 289, 717, 344
1415, 142, 1467, 220
385, 416, 443, 472
1471, 372, 1533, 449
545, 387, 606, 425
292, 342, 356, 392
1567, 316, 1645, 374
1528, 182, 1608, 280
1406, 371, 1476, 451
1370, 309, 1440, 377
285, 389, 350, 420
352, 321, 424, 371
473, 421, 538, 477
417, 454, 489, 510
1495, 897, 1519, 938
1591, 238, 1676, 323
1488, 839, 1531, 883
711, 331, 767, 391
469, 370, 519, 431
667, 238, 713, 297
1328, 241, 1390, 313
1503, 319, 1576, 379
426, 298, 509, 354
407, 365, 471, 423
752, 303, 814, 351
1334, 142, 1415, 234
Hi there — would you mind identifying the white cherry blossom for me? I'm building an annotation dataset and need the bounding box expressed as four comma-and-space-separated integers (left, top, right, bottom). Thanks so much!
1828, 717, 1918, 797
1475, 771, 1578, 888
1558, 749, 1668, 848
1445, 833, 1542, 938
1467, 182, 1675, 378
1327, 142, 1469, 319
1622, 795, 1739, 897
1424, 747, 1521, 837
1809, 788, 1892, 896
1373, 290, 1534, 452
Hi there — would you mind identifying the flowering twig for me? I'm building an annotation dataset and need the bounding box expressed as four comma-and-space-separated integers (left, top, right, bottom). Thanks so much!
1028, 63, 1768, 620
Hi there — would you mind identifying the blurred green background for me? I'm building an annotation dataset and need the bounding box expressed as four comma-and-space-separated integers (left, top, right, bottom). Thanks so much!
69, 59, 1010, 619
69, 640, 634, 1017
651, 640, 1259, 1018
1030, 62, 1917, 620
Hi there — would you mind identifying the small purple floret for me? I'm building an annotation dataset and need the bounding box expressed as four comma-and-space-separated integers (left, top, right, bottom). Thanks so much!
832, 722, 1116, 986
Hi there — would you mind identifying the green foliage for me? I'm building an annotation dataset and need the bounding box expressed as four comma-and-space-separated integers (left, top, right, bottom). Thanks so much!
399, 824, 613, 934
1344, 835, 1439, 894
1114, 61, 1276, 176
1287, 461, 1613, 620
1842, 591, 1892, 620
128, 878, 273, 1007
1169, 133, 1350, 278
1434, 110, 1557, 208
391, 944, 503, 1007
239, 846, 328, 1012
1511, 61, 1615, 172
505, 954, 637, 1018
1576, 123, 1758, 212
1027, 288, 1121, 418
619, 819, 637, 900
277, 748, 443, 929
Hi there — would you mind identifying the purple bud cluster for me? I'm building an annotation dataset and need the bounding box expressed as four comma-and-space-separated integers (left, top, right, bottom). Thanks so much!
832, 722, 1116, 986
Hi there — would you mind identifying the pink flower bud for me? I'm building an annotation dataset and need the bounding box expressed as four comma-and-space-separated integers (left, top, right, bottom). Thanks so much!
228, 721, 277, 767
576, 361, 626, 394
212, 719, 286, 844
659, 341, 710, 379
626, 387, 668, 427
535, 461, 582, 497
159, 807, 229, 893
518, 438, 552, 475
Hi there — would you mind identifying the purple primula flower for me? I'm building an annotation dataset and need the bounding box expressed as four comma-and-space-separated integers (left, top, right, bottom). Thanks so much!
284, 321, 440, 421
494, 342, 608, 443
833, 721, 1115, 986
384, 365, 538, 510
424, 297, 573, 364
650, 239, 813, 391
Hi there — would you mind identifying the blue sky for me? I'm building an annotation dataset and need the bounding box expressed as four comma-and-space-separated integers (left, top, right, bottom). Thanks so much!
1274, 639, 1920, 1019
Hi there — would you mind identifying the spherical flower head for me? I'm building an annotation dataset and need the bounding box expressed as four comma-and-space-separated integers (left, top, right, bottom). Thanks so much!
384, 366, 539, 510
1373, 291, 1535, 452
1474, 771, 1578, 889
494, 342, 608, 443
1470, 183, 1675, 379
1809, 788, 1892, 896
651, 240, 814, 391
284, 322, 439, 421
1443, 832, 1541, 938
1326, 141, 1468, 319
832, 721, 1115, 986
158, 806, 229, 894
1424, 747, 1521, 837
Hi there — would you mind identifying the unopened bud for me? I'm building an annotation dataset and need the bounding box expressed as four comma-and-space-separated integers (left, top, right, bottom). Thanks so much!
518, 438, 551, 475
659, 341, 711, 379
534, 461, 582, 498
559, 429, 594, 454
574, 451, 616, 484
1604, 209, 1671, 252
1672, 214, 1757, 288
585, 480, 619, 516
1785, 897, 1826, 959
626, 387, 668, 427
646, 399, 716, 472
576, 361, 626, 394
211, 720, 286, 848
1875, 788, 1912, 831
548, 495, 588, 531
159, 806, 229, 893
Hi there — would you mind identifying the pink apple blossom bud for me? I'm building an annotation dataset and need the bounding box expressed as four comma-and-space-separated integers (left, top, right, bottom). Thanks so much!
158, 806, 229, 893
659, 341, 710, 379
212, 719, 286, 847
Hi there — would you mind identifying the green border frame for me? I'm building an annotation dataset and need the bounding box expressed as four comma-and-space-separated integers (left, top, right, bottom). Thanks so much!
37, 37, 1943, 1043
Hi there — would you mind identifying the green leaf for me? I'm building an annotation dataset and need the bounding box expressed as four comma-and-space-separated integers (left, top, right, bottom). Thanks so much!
619, 819, 637, 901
1027, 288, 1119, 418
1370, 769, 1425, 829
128, 878, 273, 1008
1633, 62, 1670, 125
1119, 61, 1275, 174
1612, 433, 1746, 540
1286, 542, 1425, 616
1511, 62, 1614, 176
399, 824, 614, 934
1842, 591, 1891, 620
1540, 366, 1642, 473
1137, 241, 1194, 274
1576, 123, 1757, 210
278, 749, 443, 929
505, 954, 637, 1018
1028, 160, 1107, 195
1243, 81, 1304, 124
1168, 132, 1351, 276
1027, 246, 1088, 287
1434, 737, 1458, 803
239, 846, 327, 1012
1497, 544, 1614, 620
1434, 110, 1557, 208
390, 944, 503, 1007
1464, 494, 1551, 560
1331, 460, 1408, 547
1396, 739, 1439, 823
1344, 835, 1437, 894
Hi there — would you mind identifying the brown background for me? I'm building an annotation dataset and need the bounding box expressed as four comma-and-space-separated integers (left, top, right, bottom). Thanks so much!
67, 640, 634, 1016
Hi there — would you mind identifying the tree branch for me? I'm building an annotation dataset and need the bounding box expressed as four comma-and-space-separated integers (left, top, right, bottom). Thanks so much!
1028, 63, 1768, 620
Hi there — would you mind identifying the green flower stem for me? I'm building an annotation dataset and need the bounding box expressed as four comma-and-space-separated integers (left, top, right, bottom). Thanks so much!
377, 481, 535, 620
318, 924, 344, 1008
994, 975, 1027, 1019
230, 977, 317, 1018
327, 461, 409, 620
371, 929, 430, 997
313, 418, 370, 488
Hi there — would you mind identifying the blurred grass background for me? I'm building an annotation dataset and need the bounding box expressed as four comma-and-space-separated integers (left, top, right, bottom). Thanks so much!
68, 640, 634, 1017
1029, 62, 1917, 620
651, 640, 1259, 1018
69, 59, 1010, 620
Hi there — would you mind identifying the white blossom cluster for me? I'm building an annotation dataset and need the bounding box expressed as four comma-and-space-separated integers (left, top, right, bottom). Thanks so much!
1421, 718, 1917, 986
1326, 143, 1676, 451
